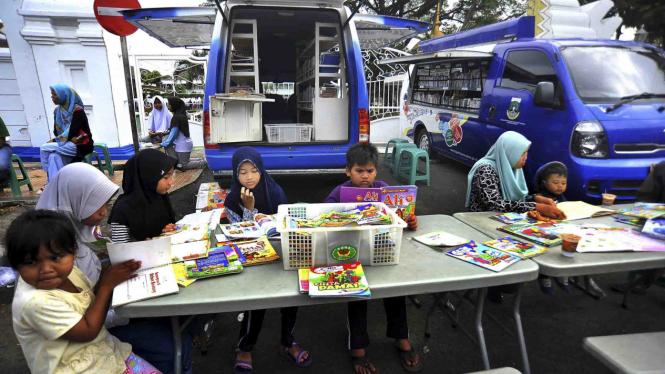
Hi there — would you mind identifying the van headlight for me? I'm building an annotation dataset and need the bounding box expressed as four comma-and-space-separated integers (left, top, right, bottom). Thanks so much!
571, 121, 608, 158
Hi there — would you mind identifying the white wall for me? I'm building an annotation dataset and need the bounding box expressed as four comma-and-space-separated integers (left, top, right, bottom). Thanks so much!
0, 48, 31, 147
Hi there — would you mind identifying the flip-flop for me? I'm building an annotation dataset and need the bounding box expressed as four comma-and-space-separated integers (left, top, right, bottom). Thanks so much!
395, 346, 422, 372
234, 350, 252, 374
351, 354, 379, 374
281, 343, 312, 367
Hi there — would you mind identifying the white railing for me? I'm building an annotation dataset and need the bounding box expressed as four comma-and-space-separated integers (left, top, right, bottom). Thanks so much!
367, 74, 404, 120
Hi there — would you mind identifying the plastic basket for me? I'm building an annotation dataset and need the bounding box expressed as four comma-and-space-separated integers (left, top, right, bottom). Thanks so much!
265, 123, 314, 143
276, 202, 407, 270
320, 52, 340, 73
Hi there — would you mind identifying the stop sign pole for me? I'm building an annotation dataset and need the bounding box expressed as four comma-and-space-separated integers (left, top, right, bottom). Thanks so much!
94, 0, 141, 154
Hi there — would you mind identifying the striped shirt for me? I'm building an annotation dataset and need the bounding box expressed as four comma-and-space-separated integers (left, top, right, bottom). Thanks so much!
110, 223, 132, 243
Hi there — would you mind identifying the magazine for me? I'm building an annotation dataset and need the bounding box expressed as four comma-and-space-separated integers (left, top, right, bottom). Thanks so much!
556, 201, 615, 221
221, 214, 279, 239
185, 251, 243, 279
107, 238, 179, 307
483, 236, 548, 259
498, 222, 567, 247
412, 230, 469, 247
308, 262, 371, 298
445, 241, 521, 272
490, 213, 535, 225
233, 236, 280, 266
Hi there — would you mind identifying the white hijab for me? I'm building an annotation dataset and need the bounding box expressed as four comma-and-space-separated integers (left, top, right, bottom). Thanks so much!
36, 163, 119, 285
147, 95, 172, 133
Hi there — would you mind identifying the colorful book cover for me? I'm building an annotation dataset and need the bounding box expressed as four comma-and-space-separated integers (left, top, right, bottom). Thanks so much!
308, 262, 371, 298
642, 218, 665, 240
172, 263, 196, 287
445, 241, 521, 272
382, 186, 417, 219
298, 269, 309, 293
490, 213, 535, 225
185, 252, 243, 279
340, 187, 382, 203
208, 190, 227, 210
483, 236, 548, 259
617, 205, 665, 220
498, 222, 564, 247
233, 236, 280, 266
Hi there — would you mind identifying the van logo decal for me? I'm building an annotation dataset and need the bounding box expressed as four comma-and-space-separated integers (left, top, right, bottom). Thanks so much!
507, 97, 522, 120
438, 113, 467, 147
332, 245, 357, 261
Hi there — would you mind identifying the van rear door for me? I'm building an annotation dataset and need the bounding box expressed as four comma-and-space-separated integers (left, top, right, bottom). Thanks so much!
122, 7, 217, 47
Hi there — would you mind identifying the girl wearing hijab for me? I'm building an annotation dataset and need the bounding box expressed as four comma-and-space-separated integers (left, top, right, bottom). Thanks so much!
225, 147, 311, 374
466, 131, 565, 218
143, 96, 172, 144
108, 149, 178, 242
39, 84, 94, 188
160, 97, 205, 170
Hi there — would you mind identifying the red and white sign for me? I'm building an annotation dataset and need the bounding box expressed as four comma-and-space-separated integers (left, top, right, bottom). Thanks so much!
93, 0, 141, 37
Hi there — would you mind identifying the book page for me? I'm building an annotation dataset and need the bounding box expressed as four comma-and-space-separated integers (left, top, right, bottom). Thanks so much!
108, 237, 171, 271
557, 201, 614, 221
171, 241, 209, 262
111, 265, 179, 307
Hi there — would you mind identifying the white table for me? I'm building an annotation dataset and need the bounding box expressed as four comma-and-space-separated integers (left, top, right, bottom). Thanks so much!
116, 215, 539, 374
583, 332, 665, 374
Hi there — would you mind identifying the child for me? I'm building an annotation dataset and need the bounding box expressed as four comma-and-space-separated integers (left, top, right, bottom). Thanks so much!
225, 147, 311, 373
7, 209, 158, 374
324, 143, 421, 373
143, 96, 172, 144
534, 161, 568, 202
160, 97, 206, 170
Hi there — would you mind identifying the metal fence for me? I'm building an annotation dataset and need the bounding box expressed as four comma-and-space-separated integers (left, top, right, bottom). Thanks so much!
367, 74, 404, 120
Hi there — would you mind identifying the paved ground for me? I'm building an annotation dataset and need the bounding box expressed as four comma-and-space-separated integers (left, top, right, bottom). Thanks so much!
0, 153, 663, 373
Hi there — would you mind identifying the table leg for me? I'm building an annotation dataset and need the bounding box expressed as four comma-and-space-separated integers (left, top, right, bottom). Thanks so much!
425, 293, 446, 338
475, 288, 490, 370
513, 284, 530, 374
171, 316, 183, 374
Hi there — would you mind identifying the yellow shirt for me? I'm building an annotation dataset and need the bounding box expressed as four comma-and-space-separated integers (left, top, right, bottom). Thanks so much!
12, 266, 131, 374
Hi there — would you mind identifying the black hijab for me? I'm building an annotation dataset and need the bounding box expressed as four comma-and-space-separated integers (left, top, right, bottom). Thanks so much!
108, 149, 178, 240
637, 161, 665, 203
225, 146, 287, 217
167, 97, 190, 138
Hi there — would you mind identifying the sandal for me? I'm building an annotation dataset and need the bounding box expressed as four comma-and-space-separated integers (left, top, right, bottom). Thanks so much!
281, 342, 312, 367
395, 346, 422, 372
234, 349, 252, 374
351, 354, 379, 374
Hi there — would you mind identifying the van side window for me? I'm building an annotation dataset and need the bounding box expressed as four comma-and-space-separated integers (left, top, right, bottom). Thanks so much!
500, 50, 564, 109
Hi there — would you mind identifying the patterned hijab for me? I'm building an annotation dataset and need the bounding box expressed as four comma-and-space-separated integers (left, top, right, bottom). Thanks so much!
50, 83, 83, 146
466, 131, 531, 206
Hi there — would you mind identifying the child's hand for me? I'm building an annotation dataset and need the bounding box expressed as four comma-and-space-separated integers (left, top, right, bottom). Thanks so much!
536, 203, 567, 220
241, 187, 255, 211
405, 214, 418, 231
534, 195, 556, 205
99, 260, 141, 290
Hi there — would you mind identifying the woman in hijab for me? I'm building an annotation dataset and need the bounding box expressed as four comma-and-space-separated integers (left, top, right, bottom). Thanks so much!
160, 97, 206, 170
108, 149, 178, 242
39, 84, 94, 188
225, 147, 311, 374
143, 95, 172, 144
466, 131, 565, 218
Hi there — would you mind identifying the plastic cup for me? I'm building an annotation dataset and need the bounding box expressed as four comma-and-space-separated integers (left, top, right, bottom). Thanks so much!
561, 233, 581, 257
602, 193, 616, 207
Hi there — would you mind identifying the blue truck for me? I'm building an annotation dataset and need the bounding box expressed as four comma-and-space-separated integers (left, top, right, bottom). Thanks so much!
385, 16, 665, 202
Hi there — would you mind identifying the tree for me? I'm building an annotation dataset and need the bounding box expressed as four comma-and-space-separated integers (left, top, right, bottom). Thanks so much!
175, 50, 208, 91
578, 0, 664, 47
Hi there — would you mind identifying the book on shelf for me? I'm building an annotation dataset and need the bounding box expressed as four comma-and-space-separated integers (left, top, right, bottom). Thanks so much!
445, 241, 521, 272
308, 262, 370, 299
483, 236, 548, 259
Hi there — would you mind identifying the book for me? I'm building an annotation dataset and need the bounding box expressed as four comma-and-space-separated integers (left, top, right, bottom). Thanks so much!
498, 222, 567, 247
185, 251, 243, 279
195, 183, 228, 215
412, 230, 469, 247
382, 186, 417, 218
308, 262, 371, 298
483, 236, 548, 259
298, 269, 309, 293
445, 241, 521, 272
556, 201, 616, 221
107, 238, 179, 307
221, 214, 279, 239
340, 187, 382, 203
233, 236, 280, 266
617, 204, 665, 220
177, 209, 224, 231
490, 213, 535, 225
172, 263, 196, 287
642, 218, 665, 240
171, 240, 210, 263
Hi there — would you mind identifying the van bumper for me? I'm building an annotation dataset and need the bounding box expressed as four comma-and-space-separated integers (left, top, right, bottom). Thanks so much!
566, 156, 659, 201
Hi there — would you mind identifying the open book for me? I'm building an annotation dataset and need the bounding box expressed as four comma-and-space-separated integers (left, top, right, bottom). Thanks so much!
556, 201, 615, 221
221, 214, 279, 239
412, 230, 469, 247
108, 238, 179, 307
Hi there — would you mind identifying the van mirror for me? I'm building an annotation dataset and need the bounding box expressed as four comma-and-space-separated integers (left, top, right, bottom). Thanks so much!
534, 81, 555, 109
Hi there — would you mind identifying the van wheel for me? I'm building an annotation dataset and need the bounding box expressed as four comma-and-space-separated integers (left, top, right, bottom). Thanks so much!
416, 129, 435, 157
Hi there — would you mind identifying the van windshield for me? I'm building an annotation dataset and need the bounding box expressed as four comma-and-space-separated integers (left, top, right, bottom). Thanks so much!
561, 46, 665, 104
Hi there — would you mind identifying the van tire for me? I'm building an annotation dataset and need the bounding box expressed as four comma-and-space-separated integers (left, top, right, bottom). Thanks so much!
416, 128, 435, 158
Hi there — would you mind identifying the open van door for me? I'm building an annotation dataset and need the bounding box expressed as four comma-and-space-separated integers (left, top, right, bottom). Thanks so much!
121, 7, 217, 47
353, 14, 429, 50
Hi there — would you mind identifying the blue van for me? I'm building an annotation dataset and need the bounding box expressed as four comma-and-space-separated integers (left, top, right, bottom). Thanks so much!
122, 1, 427, 176
385, 16, 665, 202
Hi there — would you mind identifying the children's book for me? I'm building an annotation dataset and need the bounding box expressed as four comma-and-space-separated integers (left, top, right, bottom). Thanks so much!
642, 218, 665, 240
185, 251, 243, 279
233, 236, 280, 266
107, 238, 179, 307
298, 269, 309, 293
196, 183, 228, 216
172, 263, 196, 287
177, 209, 224, 231
308, 262, 371, 298
445, 241, 521, 272
382, 186, 417, 219
575, 228, 665, 252
221, 214, 279, 239
340, 187, 382, 203
490, 213, 535, 225
171, 240, 210, 263
498, 222, 566, 247
556, 201, 615, 221
412, 230, 469, 247
617, 204, 665, 220
483, 236, 548, 259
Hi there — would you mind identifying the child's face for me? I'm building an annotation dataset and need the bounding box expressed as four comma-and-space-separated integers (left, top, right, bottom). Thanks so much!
238, 161, 261, 190
346, 162, 377, 188
545, 174, 567, 196
82, 198, 111, 227
156, 167, 175, 194
18, 245, 76, 291
154, 99, 162, 110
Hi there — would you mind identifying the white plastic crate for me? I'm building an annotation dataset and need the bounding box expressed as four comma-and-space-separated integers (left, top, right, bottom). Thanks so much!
276, 202, 407, 270
265, 123, 314, 143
